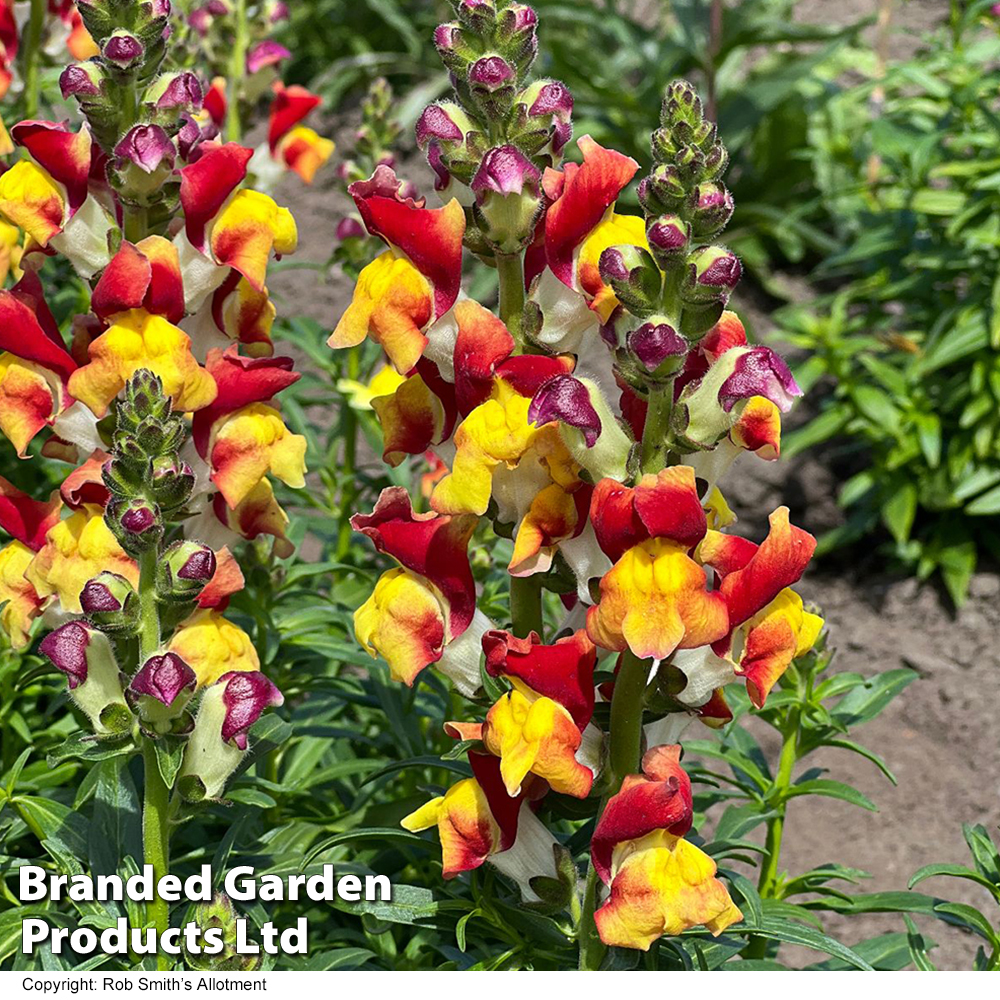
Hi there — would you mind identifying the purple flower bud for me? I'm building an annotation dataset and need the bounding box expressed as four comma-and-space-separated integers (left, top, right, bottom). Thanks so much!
719, 347, 801, 414
529, 375, 601, 447
152, 72, 204, 110
268, 0, 289, 22
434, 23, 462, 52
629, 321, 687, 373
158, 540, 217, 602
246, 40, 291, 75
130, 653, 197, 707
502, 3, 538, 34
188, 7, 212, 34
469, 55, 515, 92
180, 548, 217, 582
336, 217, 366, 241
103, 32, 145, 68
39, 622, 92, 690
60, 64, 103, 99
647, 215, 689, 254
80, 572, 138, 617
114, 124, 175, 174
416, 103, 464, 147
471, 145, 539, 199
149, 0, 172, 16
694, 246, 742, 291
598, 244, 662, 316
689, 182, 734, 239
219, 671, 284, 750
121, 501, 157, 533
528, 81, 573, 121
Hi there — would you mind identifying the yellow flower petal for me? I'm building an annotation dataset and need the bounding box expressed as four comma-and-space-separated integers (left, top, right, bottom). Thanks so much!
168, 608, 260, 688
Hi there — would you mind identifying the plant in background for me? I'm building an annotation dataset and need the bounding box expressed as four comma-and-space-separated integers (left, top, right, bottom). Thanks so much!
776, 0, 1000, 604
326, 0, 872, 970
0, 0, 304, 969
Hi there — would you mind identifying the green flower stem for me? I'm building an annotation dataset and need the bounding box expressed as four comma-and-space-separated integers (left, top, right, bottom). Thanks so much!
640, 386, 675, 474
509, 574, 543, 639
577, 865, 603, 970
496, 252, 526, 349
22, 0, 46, 120
743, 705, 800, 960
226, 0, 250, 143
336, 347, 361, 559
138, 547, 170, 970
123, 205, 149, 246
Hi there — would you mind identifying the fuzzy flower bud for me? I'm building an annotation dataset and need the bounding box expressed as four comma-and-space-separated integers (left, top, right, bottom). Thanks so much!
627, 318, 688, 376
179, 671, 284, 801
128, 652, 197, 734
157, 540, 217, 603
688, 182, 734, 240
60, 62, 105, 100
39, 622, 131, 736
107, 497, 163, 556
471, 145, 541, 253
469, 55, 517, 117
246, 40, 290, 75
146, 71, 204, 111
150, 454, 195, 512
681, 246, 742, 305
598, 244, 662, 317
646, 214, 690, 263
184, 893, 261, 972
80, 571, 140, 634
114, 123, 175, 174
103, 31, 145, 69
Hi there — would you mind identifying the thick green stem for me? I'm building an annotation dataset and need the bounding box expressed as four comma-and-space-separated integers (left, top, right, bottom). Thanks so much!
743, 706, 799, 960
577, 865, 603, 970
496, 252, 526, 349
640, 387, 675, 474
138, 548, 169, 970
336, 348, 361, 558
509, 574, 543, 639
22, 0, 46, 120
226, 0, 249, 143
123, 205, 149, 245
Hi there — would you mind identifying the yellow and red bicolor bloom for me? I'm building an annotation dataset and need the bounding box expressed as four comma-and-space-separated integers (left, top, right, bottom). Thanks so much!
178, 142, 298, 304
675, 311, 802, 454
195, 270, 278, 358
586, 466, 728, 662
90, 236, 186, 325
209, 478, 295, 558
402, 751, 526, 878
0, 272, 78, 454
351, 487, 478, 689
267, 82, 334, 184
329, 166, 465, 374
167, 607, 261, 689
476, 628, 599, 798
190, 347, 304, 510
0, 120, 112, 278
26, 503, 138, 615
697, 505, 819, 705
542, 135, 643, 323
67, 308, 218, 418
591, 746, 742, 950
0, 475, 61, 647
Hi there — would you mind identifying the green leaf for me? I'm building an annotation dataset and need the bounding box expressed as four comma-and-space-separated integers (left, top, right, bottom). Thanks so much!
821, 738, 898, 784
304, 827, 427, 866
881, 483, 918, 544
332, 883, 438, 925
909, 863, 1000, 901
831, 669, 917, 727
785, 779, 877, 812
89, 759, 142, 878
753, 914, 874, 970
904, 916, 936, 971
46, 734, 135, 767
154, 738, 185, 790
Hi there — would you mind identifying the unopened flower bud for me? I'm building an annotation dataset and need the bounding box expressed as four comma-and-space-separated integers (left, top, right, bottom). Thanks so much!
434, 23, 473, 74
157, 540, 217, 603
184, 893, 261, 972
150, 454, 195, 512
638, 163, 687, 214
627, 318, 687, 376
688, 182, 734, 239
598, 244, 662, 317
39, 622, 131, 736
469, 55, 517, 117
146, 71, 204, 111
128, 652, 197, 733
456, 0, 496, 33
681, 246, 742, 305
60, 63, 105, 100
336, 217, 365, 241
81, 571, 140, 634
268, 1, 289, 24
103, 31, 145, 69
471, 145, 542, 253
107, 497, 163, 555
661, 80, 702, 129
114, 123, 175, 174
246, 40, 290, 75
179, 671, 283, 801
415, 101, 472, 149
646, 214, 690, 266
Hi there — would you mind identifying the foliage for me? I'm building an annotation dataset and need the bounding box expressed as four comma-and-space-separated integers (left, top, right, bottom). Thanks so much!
778, 1, 1000, 603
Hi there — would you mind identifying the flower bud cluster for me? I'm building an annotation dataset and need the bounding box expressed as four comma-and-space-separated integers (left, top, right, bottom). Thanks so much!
62, 1, 202, 212
417, 1, 572, 254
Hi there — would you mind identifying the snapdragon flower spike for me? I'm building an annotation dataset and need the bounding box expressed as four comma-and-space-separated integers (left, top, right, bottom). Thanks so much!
128, 651, 198, 733
592, 745, 742, 950
329, 166, 465, 373
352, 488, 480, 691
179, 670, 283, 800
39, 621, 131, 735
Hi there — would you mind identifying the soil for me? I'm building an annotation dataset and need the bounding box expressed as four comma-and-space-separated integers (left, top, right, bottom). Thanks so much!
266, 0, 997, 970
